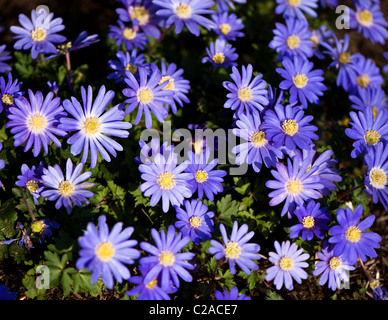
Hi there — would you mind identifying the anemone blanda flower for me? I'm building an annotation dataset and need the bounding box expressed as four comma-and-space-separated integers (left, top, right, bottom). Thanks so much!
139, 152, 193, 213
107, 49, 147, 83
208, 221, 261, 275
345, 106, 388, 159
0, 72, 23, 113
153, 0, 215, 36
174, 199, 215, 245
321, 33, 357, 92
232, 111, 284, 173
123, 66, 174, 129
0, 143, 4, 189
350, 53, 384, 92
5, 89, 67, 157
266, 84, 285, 109
276, 55, 327, 109
265, 240, 310, 290
202, 39, 238, 68
31, 218, 60, 243
364, 141, 388, 210
265, 154, 324, 218
222, 64, 269, 118
108, 20, 149, 51
15, 162, 45, 204
184, 150, 226, 201
313, 242, 355, 291
214, 286, 251, 300
349, 85, 387, 114
151, 60, 191, 114
210, 11, 244, 41
136, 137, 176, 164
328, 204, 382, 266
289, 200, 330, 240
216, 0, 247, 12
41, 158, 94, 214
10, 9, 66, 59
261, 103, 319, 151
275, 0, 318, 20
139, 225, 195, 290
76, 215, 140, 290
59, 85, 132, 169
349, 3, 388, 45
0, 44, 12, 73
269, 17, 314, 61
310, 25, 332, 60
0, 284, 17, 300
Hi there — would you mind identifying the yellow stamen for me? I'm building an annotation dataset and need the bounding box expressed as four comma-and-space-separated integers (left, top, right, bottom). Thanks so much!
2, 94, 14, 105
287, 0, 301, 6
364, 130, 381, 146
31, 27, 47, 42
157, 172, 176, 190
57, 180, 75, 197
159, 250, 175, 266
175, 3, 192, 19
27, 114, 48, 134
285, 179, 303, 195
31, 220, 45, 233
238, 87, 253, 102
251, 131, 268, 148
212, 53, 225, 64
123, 27, 137, 40
339, 52, 351, 64
145, 279, 158, 289
369, 168, 387, 189
356, 10, 373, 27
286, 35, 301, 50
345, 226, 361, 243
129, 6, 150, 26
279, 256, 294, 271
282, 119, 299, 136
293, 73, 308, 88
189, 216, 202, 228
219, 23, 231, 35
83, 117, 101, 135
125, 63, 138, 74
224, 241, 241, 259
137, 88, 154, 104
356, 74, 370, 88
310, 35, 319, 47
329, 257, 342, 270
158, 75, 175, 91
96, 242, 115, 262
195, 170, 208, 183
302, 216, 315, 229
26, 180, 39, 193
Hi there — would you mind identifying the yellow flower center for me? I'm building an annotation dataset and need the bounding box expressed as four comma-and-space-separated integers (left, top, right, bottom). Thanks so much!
287, 0, 301, 6
123, 27, 137, 40
345, 226, 361, 243
159, 250, 176, 266
145, 279, 158, 289
31, 27, 47, 42
157, 172, 176, 190
339, 52, 351, 64
27, 114, 48, 134
130, 6, 150, 26
369, 168, 387, 189
238, 87, 253, 102
26, 180, 39, 193
195, 170, 208, 183
2, 94, 14, 105
125, 63, 138, 74
31, 220, 45, 233
364, 130, 381, 146
158, 75, 175, 91
189, 216, 202, 228
282, 119, 299, 136
302, 216, 315, 229
329, 257, 342, 270
219, 23, 231, 35
356, 10, 374, 27
137, 88, 154, 104
175, 3, 192, 19
309, 35, 319, 47
83, 117, 101, 135
95, 242, 115, 262
285, 179, 303, 195
251, 131, 268, 148
372, 107, 379, 119
224, 241, 241, 259
57, 180, 75, 197
356, 74, 370, 88
192, 138, 204, 156
293, 73, 308, 88
279, 256, 294, 271
286, 35, 301, 49
212, 53, 225, 64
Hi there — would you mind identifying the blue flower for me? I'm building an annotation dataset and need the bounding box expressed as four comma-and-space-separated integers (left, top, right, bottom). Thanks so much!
222, 64, 269, 118
349, 53, 384, 92
184, 150, 226, 201
328, 204, 382, 266
76, 215, 140, 290
0, 284, 17, 300
10, 9, 66, 59
364, 142, 388, 210
345, 106, 388, 159
0, 72, 23, 113
265, 240, 310, 291
261, 103, 319, 151
275, 0, 318, 20
123, 66, 174, 129
41, 158, 94, 214
313, 242, 355, 291
136, 137, 176, 164
59, 85, 132, 168
210, 11, 244, 41
266, 153, 324, 217
269, 17, 314, 61
202, 39, 238, 68
5, 89, 67, 157
31, 219, 60, 243
208, 221, 261, 275
139, 152, 193, 213
349, 3, 388, 45
310, 25, 332, 60
0, 143, 4, 189
289, 200, 330, 240
15, 162, 45, 204
349, 86, 387, 114
108, 20, 149, 50
276, 55, 327, 108
108, 49, 147, 83
0, 44, 12, 73
174, 199, 215, 245
232, 111, 284, 173
214, 286, 251, 300
216, 0, 247, 12
139, 225, 195, 290
153, 0, 215, 36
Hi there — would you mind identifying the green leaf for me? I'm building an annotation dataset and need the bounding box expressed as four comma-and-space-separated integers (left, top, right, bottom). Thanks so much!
216, 195, 240, 225
72, 268, 101, 297
265, 289, 284, 300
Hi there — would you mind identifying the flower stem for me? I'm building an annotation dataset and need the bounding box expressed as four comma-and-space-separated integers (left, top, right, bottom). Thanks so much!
19, 187, 36, 222
65, 51, 75, 95
147, 24, 174, 56
337, 182, 365, 200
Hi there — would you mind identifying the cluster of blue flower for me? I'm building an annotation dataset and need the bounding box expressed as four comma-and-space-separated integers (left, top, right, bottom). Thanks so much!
0, 0, 387, 300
